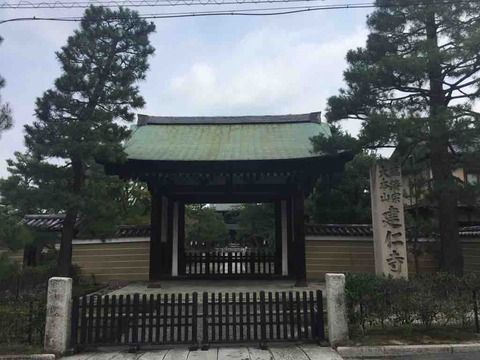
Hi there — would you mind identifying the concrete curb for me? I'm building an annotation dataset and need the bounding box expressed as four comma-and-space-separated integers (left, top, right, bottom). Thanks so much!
337, 343, 480, 358
0, 355, 56, 360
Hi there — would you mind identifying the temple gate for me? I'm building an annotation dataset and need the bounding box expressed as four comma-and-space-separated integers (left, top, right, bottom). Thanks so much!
106, 112, 351, 286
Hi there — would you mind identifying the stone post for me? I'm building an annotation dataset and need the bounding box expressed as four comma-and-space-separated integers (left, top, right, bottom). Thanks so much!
44, 277, 72, 355
326, 273, 349, 347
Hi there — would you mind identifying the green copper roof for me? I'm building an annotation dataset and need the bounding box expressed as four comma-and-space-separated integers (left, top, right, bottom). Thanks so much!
125, 114, 331, 162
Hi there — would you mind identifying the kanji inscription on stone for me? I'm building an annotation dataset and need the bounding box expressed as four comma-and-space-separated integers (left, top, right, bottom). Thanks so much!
370, 160, 408, 279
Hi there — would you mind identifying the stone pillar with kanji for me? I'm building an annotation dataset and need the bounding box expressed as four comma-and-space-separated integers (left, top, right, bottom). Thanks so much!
370, 160, 408, 279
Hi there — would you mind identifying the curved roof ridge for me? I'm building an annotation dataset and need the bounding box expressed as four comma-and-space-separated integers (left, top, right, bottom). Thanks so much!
137, 112, 322, 126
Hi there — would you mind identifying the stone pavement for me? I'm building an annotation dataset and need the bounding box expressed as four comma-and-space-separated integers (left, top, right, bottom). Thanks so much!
103, 280, 325, 297
62, 345, 342, 360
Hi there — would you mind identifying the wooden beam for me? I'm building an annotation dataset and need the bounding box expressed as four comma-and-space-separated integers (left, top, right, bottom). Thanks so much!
105, 154, 352, 177
163, 184, 298, 194
170, 193, 291, 204
281, 200, 289, 276
287, 197, 294, 276
149, 191, 162, 281
293, 190, 307, 287
158, 196, 170, 276
165, 197, 174, 276
178, 203, 185, 276
274, 201, 282, 275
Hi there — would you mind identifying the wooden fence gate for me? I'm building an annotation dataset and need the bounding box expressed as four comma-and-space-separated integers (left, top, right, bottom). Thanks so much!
184, 251, 278, 278
71, 290, 324, 349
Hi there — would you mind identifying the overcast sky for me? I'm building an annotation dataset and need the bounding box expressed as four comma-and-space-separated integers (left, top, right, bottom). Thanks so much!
0, 6, 370, 178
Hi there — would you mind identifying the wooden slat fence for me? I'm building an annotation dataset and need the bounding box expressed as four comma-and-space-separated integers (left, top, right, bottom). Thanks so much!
185, 251, 276, 276
71, 290, 324, 349
71, 293, 198, 347
203, 290, 324, 344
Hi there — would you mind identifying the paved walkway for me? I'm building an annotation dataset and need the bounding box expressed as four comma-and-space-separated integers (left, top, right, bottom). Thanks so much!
62, 345, 342, 360
104, 280, 325, 297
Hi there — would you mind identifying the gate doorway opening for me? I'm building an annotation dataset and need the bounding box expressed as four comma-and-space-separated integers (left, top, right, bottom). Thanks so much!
184, 203, 278, 278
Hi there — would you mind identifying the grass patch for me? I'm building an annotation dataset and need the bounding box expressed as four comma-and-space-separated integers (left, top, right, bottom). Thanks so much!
349, 327, 480, 346
73, 282, 105, 297
0, 344, 44, 355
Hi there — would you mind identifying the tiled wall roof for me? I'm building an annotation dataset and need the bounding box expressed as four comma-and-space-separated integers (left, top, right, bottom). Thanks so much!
21, 214, 480, 239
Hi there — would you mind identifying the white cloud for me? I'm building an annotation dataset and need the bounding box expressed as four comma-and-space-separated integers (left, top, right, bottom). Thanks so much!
0, 10, 371, 178
165, 24, 368, 117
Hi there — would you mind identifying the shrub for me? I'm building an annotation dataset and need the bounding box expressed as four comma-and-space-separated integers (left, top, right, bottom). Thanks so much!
0, 253, 20, 281
0, 261, 55, 299
0, 297, 46, 345
345, 272, 478, 336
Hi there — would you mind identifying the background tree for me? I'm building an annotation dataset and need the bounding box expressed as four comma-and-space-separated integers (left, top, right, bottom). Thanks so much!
0, 206, 32, 252
1, 6, 155, 275
326, 0, 480, 274
309, 125, 376, 224
0, 156, 152, 266
0, 153, 61, 266
0, 36, 12, 136
116, 181, 151, 226
307, 153, 375, 224
185, 205, 229, 249
236, 203, 275, 250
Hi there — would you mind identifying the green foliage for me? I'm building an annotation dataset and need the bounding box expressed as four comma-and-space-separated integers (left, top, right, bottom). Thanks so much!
0, 254, 20, 281
74, 175, 151, 239
307, 152, 376, 224
345, 273, 480, 336
0, 208, 33, 251
116, 181, 151, 225
0, 36, 12, 137
0, 298, 46, 346
27, 6, 155, 163
236, 203, 275, 250
0, 259, 56, 299
309, 125, 377, 224
185, 205, 229, 249
0, 6, 155, 274
327, 0, 480, 273
0, 152, 65, 214
311, 123, 361, 155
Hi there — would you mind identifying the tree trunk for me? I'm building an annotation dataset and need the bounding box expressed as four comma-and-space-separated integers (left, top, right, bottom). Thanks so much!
57, 159, 84, 277
430, 141, 463, 274
23, 244, 38, 267
426, 10, 463, 275
57, 208, 76, 276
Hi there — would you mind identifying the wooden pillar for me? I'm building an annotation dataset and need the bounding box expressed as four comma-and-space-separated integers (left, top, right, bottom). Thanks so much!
149, 191, 162, 281
172, 201, 179, 277
287, 196, 294, 276
274, 201, 282, 275
281, 199, 289, 276
293, 189, 307, 287
178, 203, 186, 275
165, 197, 174, 276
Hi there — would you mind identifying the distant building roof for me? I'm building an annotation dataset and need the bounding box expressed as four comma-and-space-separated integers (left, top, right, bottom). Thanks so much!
22, 214, 480, 239
459, 226, 480, 237
210, 204, 241, 212
124, 113, 330, 162
306, 223, 373, 237
22, 214, 71, 232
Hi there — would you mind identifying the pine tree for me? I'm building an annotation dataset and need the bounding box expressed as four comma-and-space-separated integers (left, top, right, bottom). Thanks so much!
326, 0, 480, 274
309, 126, 376, 224
0, 36, 12, 136
3, 6, 155, 275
